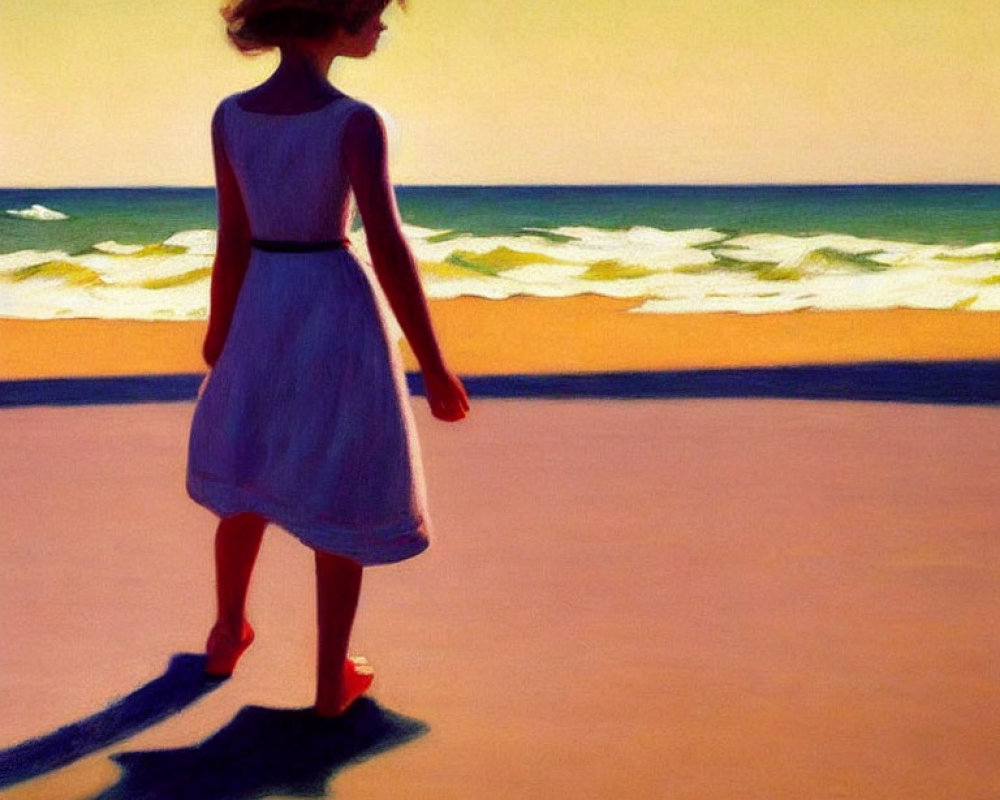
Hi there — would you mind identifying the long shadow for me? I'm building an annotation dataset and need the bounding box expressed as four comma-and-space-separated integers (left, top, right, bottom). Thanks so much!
0, 653, 223, 789
87, 700, 428, 800
450, 361, 1000, 406
3, 360, 1000, 407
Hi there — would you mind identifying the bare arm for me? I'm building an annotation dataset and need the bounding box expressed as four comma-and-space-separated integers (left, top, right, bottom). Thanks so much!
342, 106, 468, 421
202, 103, 252, 368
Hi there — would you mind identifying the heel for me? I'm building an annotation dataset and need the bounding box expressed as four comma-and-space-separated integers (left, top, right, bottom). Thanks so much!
314, 656, 374, 717
205, 620, 255, 678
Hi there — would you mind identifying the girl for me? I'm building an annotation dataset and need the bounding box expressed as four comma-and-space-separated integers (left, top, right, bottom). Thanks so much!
186, 0, 469, 717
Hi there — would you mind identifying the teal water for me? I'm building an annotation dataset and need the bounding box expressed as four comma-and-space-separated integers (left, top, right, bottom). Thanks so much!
395, 184, 1000, 245
3, 185, 1000, 319
0, 188, 215, 255
3, 185, 1000, 254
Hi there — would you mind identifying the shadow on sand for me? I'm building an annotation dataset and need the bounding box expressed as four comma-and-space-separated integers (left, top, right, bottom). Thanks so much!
2, 653, 428, 798
3, 361, 1000, 408
87, 700, 428, 800
0, 653, 222, 789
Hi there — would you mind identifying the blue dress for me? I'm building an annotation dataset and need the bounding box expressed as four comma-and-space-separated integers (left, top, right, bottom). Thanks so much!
186, 93, 429, 565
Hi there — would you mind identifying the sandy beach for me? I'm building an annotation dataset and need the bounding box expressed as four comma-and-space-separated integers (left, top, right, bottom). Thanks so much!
2, 305, 999, 798
1, 396, 998, 799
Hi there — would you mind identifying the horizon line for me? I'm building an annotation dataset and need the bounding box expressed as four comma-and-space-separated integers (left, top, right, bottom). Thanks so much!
3, 181, 1000, 192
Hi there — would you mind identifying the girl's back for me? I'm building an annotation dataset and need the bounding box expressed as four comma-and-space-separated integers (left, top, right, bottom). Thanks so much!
219, 93, 364, 242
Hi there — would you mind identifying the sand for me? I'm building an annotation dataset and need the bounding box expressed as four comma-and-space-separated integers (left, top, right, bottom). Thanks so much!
2, 397, 999, 799
2, 305, 998, 797
3, 300, 1000, 380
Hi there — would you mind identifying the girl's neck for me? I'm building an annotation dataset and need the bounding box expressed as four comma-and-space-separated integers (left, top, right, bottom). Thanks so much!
277, 44, 336, 83
244, 44, 342, 111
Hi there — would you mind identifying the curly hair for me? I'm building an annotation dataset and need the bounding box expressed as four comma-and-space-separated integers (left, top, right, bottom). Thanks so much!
220, 0, 403, 53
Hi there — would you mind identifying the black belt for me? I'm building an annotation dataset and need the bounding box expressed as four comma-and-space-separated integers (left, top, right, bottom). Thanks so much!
250, 238, 348, 253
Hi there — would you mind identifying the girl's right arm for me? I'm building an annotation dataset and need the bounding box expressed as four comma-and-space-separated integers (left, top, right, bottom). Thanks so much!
342, 106, 469, 422
202, 103, 252, 369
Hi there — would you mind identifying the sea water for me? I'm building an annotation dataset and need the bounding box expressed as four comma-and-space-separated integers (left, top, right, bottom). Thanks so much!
2, 185, 999, 319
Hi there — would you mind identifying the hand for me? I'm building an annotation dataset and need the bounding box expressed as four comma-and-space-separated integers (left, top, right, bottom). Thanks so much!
423, 366, 469, 421
197, 370, 212, 399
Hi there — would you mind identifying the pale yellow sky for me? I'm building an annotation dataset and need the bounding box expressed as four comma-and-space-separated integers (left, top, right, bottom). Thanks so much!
1, 0, 998, 186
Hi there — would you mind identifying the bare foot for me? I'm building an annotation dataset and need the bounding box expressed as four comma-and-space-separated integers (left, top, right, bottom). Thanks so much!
314, 657, 375, 717
205, 620, 255, 678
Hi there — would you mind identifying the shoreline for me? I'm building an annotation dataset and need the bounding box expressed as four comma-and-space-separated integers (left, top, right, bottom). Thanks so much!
3, 298, 1000, 380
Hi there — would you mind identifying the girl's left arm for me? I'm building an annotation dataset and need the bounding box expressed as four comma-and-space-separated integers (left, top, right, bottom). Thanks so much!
343, 106, 468, 422
202, 103, 252, 368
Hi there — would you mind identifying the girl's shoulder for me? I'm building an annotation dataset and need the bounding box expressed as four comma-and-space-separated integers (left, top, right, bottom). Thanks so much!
210, 91, 381, 149
215, 90, 374, 119
341, 101, 390, 157
215, 91, 249, 116
341, 98, 381, 128
210, 93, 244, 136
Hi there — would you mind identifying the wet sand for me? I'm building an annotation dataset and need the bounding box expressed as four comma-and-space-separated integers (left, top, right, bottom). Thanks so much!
1, 398, 998, 799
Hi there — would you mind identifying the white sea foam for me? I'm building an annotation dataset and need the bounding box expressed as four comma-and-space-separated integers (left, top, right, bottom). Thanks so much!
554, 226, 726, 248
164, 229, 216, 255
0, 239, 213, 319
400, 223, 450, 239
0, 274, 211, 320
419, 275, 527, 301
403, 225, 720, 274
947, 242, 1000, 258
634, 294, 814, 315
0, 250, 72, 271
631, 263, 1000, 314
3, 226, 1000, 319
716, 233, 1000, 273
498, 264, 590, 283
24, 291, 204, 319
92, 241, 146, 255
540, 226, 723, 267
5, 204, 68, 221
408, 232, 561, 263
70, 251, 211, 284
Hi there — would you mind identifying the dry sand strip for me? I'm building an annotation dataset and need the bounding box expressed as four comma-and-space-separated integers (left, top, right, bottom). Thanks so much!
1, 398, 998, 800
3, 301, 1000, 380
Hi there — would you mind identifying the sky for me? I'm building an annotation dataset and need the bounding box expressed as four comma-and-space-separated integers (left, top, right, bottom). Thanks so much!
1, 0, 999, 186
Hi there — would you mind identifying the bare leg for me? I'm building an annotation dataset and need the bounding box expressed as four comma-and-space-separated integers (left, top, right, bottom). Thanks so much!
205, 512, 267, 677
314, 551, 372, 716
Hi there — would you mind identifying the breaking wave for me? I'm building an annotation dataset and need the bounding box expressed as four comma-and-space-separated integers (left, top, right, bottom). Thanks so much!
2, 225, 999, 319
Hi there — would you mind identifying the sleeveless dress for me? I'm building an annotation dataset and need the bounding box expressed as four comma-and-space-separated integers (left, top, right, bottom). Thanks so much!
186, 93, 430, 566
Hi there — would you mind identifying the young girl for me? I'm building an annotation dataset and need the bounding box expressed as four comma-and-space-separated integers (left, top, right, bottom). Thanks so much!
186, 0, 469, 717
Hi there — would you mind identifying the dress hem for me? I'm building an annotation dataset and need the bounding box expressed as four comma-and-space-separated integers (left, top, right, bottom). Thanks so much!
186, 472, 429, 567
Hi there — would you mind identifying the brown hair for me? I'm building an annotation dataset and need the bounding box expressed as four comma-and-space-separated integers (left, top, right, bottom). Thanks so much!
220, 0, 403, 53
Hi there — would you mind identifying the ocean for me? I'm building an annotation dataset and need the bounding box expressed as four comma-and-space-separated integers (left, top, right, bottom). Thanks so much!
2, 185, 1000, 320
